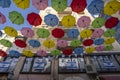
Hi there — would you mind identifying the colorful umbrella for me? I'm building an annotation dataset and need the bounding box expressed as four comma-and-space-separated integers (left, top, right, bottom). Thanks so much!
43, 40, 55, 48
22, 50, 34, 57
70, 0, 87, 13
104, 0, 120, 15
0, 49, 7, 57
0, 39, 12, 48
85, 46, 95, 53
0, 12, 6, 24
105, 17, 119, 29
51, 0, 67, 12
104, 29, 115, 37
80, 29, 93, 38
104, 37, 115, 44
67, 29, 79, 38
32, 0, 48, 10
27, 12, 42, 26
92, 17, 105, 28
4, 26, 18, 37
28, 39, 40, 48
52, 28, 64, 38
74, 47, 84, 55
36, 28, 50, 38
77, 16, 91, 28
0, 0, 11, 8
62, 48, 73, 56
44, 14, 59, 27
36, 49, 47, 57
57, 40, 68, 48
70, 39, 82, 47
94, 38, 104, 45
92, 29, 104, 38
95, 45, 105, 51
83, 39, 93, 46
9, 11, 24, 25
50, 49, 61, 56
105, 45, 113, 51
88, 0, 104, 15
14, 39, 27, 48
9, 50, 21, 57
0, 31, 2, 36
61, 15, 76, 28
13, 0, 30, 9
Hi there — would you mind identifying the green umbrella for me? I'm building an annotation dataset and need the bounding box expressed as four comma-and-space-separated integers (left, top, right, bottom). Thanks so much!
50, 49, 61, 56
70, 39, 82, 47
92, 17, 105, 28
104, 29, 115, 37
51, 0, 67, 12
0, 39, 12, 48
105, 45, 113, 51
36, 28, 50, 38
9, 11, 24, 25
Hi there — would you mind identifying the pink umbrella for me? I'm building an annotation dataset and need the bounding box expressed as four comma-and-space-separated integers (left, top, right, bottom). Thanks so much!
57, 40, 68, 48
32, 0, 48, 10
77, 16, 91, 28
21, 27, 34, 38
36, 49, 48, 57
0, 12, 6, 24
95, 45, 105, 51
92, 29, 104, 38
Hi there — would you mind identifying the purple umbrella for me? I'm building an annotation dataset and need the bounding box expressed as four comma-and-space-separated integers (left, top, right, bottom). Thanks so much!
36, 49, 48, 57
0, 12, 6, 24
57, 40, 68, 48
95, 45, 105, 51
92, 29, 104, 38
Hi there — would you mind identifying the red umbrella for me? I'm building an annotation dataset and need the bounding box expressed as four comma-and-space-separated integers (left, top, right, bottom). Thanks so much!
0, 49, 7, 57
70, 0, 87, 13
27, 12, 42, 26
14, 39, 27, 48
62, 48, 73, 56
83, 39, 93, 46
105, 17, 119, 29
52, 28, 65, 38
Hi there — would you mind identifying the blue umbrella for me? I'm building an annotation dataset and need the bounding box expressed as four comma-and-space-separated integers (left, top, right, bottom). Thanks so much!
28, 39, 40, 48
0, 0, 11, 8
94, 38, 104, 45
88, 0, 104, 15
0, 31, 2, 36
67, 29, 79, 38
9, 50, 21, 57
44, 14, 59, 27
74, 47, 84, 55
114, 21, 120, 31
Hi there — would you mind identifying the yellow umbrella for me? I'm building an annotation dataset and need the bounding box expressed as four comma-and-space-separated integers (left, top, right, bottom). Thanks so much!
4, 26, 18, 37
104, 0, 120, 15
13, 0, 30, 9
80, 29, 93, 38
61, 15, 76, 28
22, 50, 34, 57
104, 37, 115, 44
43, 40, 55, 48
85, 46, 95, 53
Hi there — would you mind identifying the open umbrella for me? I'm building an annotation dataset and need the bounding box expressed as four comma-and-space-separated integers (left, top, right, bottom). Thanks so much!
95, 45, 105, 51
70, 39, 82, 47
105, 17, 119, 29
0, 49, 7, 57
0, 12, 6, 24
28, 39, 40, 48
104, 29, 115, 37
92, 17, 106, 28
83, 39, 93, 46
4, 26, 18, 37
0, 0, 11, 8
57, 40, 68, 48
32, 0, 48, 10
0, 31, 2, 36
50, 49, 61, 56
22, 50, 34, 57
52, 28, 65, 38
80, 29, 93, 38
9, 50, 21, 57
88, 0, 104, 15
36, 49, 48, 57
92, 29, 104, 38
61, 15, 76, 28
77, 16, 91, 28
21, 27, 34, 38
36, 28, 50, 38
27, 12, 42, 26
104, 37, 115, 45
70, 0, 87, 13
85, 46, 95, 54
14, 39, 27, 48
104, 0, 120, 15
13, 0, 30, 9
74, 47, 84, 55
51, 0, 67, 12
67, 29, 79, 38
9, 11, 24, 25
94, 38, 104, 45
0, 39, 12, 48
43, 40, 55, 48
44, 14, 59, 27
105, 45, 113, 51
62, 48, 73, 56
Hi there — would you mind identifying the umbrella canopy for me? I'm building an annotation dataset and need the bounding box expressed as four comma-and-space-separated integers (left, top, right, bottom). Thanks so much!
0, 12, 6, 24
67, 29, 79, 38
9, 50, 21, 57
61, 15, 76, 28
77, 16, 91, 28
83, 39, 93, 46
52, 28, 65, 38
13, 0, 30, 9
50, 49, 61, 56
92, 17, 106, 28
22, 50, 34, 57
0, 31, 3, 36
27, 12, 42, 26
28, 39, 40, 48
70, 0, 87, 13
44, 14, 59, 27
74, 47, 84, 55
14, 39, 27, 48
0, 49, 7, 57
105, 17, 119, 29
57, 40, 68, 48
94, 38, 104, 45
92, 29, 104, 38
36, 28, 50, 38
105, 45, 113, 51
0, 39, 12, 48
85, 46, 95, 54
36, 49, 47, 57
104, 37, 115, 45
4, 26, 18, 37
88, 0, 104, 15
104, 29, 115, 37
32, 0, 48, 10
80, 29, 93, 38
43, 40, 55, 48
104, 0, 120, 16
70, 39, 82, 47
0, 0, 11, 8
95, 45, 105, 51
9, 11, 24, 25
51, 0, 67, 12
62, 48, 73, 56
21, 27, 34, 38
